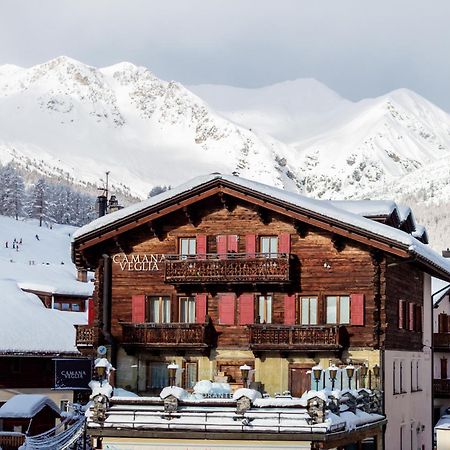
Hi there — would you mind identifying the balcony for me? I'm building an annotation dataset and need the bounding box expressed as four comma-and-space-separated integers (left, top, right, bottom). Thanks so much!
434, 378, 450, 397
164, 253, 291, 284
0, 433, 25, 449
75, 325, 101, 348
248, 325, 342, 352
121, 322, 214, 350
434, 333, 450, 351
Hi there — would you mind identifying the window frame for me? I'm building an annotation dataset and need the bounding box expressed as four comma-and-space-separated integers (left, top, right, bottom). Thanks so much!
147, 295, 172, 323
325, 295, 350, 325
257, 294, 273, 324
178, 237, 197, 258
298, 296, 319, 325
178, 296, 196, 323
259, 236, 278, 258
183, 361, 198, 390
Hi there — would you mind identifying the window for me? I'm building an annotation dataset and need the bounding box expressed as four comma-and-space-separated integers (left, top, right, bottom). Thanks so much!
148, 296, 171, 323
260, 236, 278, 257
53, 301, 84, 312
325, 295, 350, 324
184, 362, 198, 389
257, 295, 272, 323
300, 297, 318, 325
146, 362, 168, 390
398, 300, 407, 329
179, 296, 195, 323
179, 237, 196, 258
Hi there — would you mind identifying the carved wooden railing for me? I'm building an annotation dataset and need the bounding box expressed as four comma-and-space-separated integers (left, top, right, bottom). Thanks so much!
75, 325, 100, 347
165, 253, 290, 284
433, 333, 450, 350
121, 323, 213, 349
434, 378, 450, 397
248, 325, 341, 351
0, 432, 25, 449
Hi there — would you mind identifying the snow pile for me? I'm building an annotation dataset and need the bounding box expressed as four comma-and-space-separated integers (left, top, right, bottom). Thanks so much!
160, 386, 189, 401
232, 388, 262, 402
0, 394, 60, 418
193, 380, 232, 396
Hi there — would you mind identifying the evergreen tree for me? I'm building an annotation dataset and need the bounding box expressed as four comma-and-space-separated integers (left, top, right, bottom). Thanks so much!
29, 178, 48, 227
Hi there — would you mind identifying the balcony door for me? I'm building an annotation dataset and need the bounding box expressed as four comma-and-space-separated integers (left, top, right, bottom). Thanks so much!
289, 365, 311, 397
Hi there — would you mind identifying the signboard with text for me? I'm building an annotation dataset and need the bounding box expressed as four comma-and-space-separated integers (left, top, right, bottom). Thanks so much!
54, 358, 92, 390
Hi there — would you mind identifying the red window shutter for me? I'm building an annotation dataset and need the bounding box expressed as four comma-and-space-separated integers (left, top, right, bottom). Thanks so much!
227, 235, 238, 253
245, 234, 256, 256
279, 233, 291, 254
284, 295, 296, 324
87, 298, 95, 326
196, 234, 207, 259
132, 294, 146, 323
350, 294, 364, 326
195, 294, 207, 323
219, 294, 235, 325
239, 294, 254, 325
408, 303, 415, 331
217, 235, 227, 258
399, 300, 405, 329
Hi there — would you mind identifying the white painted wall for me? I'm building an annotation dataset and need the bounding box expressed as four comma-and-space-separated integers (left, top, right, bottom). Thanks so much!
384, 274, 432, 450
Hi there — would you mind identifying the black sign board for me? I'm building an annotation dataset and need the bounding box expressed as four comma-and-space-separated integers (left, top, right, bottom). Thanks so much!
54, 358, 92, 390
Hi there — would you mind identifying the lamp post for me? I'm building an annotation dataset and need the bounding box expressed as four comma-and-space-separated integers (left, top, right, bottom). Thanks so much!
373, 363, 380, 388
346, 364, 355, 390
359, 363, 368, 388
94, 359, 109, 387
328, 364, 338, 390
312, 365, 323, 391
167, 362, 179, 387
240, 364, 252, 388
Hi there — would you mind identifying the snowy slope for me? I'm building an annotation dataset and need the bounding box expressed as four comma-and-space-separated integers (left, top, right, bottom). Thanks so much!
0, 216, 92, 353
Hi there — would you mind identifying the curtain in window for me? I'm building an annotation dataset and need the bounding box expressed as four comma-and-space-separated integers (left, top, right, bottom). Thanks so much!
326, 296, 337, 323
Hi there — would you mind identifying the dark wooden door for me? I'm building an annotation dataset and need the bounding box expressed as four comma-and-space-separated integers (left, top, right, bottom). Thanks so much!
289, 366, 311, 397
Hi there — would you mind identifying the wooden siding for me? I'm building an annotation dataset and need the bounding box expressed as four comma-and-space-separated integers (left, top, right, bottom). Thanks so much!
84, 196, 424, 354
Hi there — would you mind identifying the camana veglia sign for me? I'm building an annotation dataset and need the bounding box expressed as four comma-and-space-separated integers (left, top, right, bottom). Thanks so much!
54, 358, 93, 390
112, 253, 166, 271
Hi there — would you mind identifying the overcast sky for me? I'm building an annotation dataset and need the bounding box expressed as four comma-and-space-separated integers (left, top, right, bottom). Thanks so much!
2, 0, 450, 110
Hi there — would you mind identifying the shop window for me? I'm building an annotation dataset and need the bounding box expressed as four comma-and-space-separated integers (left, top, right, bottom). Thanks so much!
146, 362, 168, 390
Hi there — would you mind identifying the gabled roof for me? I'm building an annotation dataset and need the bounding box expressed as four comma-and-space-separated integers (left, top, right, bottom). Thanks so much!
72, 173, 450, 281
0, 395, 60, 418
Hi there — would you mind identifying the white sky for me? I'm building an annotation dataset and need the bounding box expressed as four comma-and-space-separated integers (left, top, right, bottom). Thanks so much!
1, 0, 450, 110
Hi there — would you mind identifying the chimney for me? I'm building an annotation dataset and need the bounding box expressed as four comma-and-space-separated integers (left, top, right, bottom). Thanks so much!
442, 249, 450, 258
108, 195, 122, 213
96, 195, 107, 217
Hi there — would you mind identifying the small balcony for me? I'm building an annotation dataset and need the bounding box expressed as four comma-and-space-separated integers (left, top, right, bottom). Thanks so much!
75, 325, 101, 348
434, 333, 450, 351
121, 322, 214, 350
164, 253, 291, 284
248, 325, 342, 352
434, 378, 450, 397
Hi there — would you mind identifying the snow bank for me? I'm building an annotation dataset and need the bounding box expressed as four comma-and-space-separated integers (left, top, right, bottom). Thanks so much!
0, 394, 60, 418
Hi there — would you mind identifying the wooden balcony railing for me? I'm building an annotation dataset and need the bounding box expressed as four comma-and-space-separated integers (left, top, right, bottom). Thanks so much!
0, 432, 25, 449
248, 325, 342, 351
121, 323, 213, 349
434, 333, 450, 350
75, 325, 100, 348
433, 378, 450, 397
164, 253, 291, 284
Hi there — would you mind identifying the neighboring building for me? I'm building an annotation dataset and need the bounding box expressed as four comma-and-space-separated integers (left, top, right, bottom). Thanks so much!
0, 279, 91, 409
433, 278, 450, 425
72, 173, 450, 450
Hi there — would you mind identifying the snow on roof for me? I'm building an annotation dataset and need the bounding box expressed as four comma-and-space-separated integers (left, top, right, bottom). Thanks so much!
0, 395, 60, 418
328, 199, 398, 218
73, 173, 450, 279
0, 280, 86, 354
435, 414, 450, 430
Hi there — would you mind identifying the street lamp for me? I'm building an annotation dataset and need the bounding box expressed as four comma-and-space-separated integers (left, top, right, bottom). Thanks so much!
328, 364, 338, 390
359, 363, 368, 388
94, 359, 109, 386
373, 364, 380, 388
312, 365, 323, 391
240, 364, 252, 388
346, 364, 355, 390
167, 362, 179, 387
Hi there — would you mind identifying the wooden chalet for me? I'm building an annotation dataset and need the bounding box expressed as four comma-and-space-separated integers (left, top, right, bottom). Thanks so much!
72, 173, 450, 450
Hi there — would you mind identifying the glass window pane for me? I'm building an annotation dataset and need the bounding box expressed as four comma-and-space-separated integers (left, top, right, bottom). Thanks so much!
149, 298, 159, 322
162, 297, 171, 323
326, 296, 337, 323
266, 296, 272, 324
186, 363, 197, 389
180, 239, 188, 255
270, 237, 278, 254
340, 296, 350, 324
310, 298, 318, 325
258, 296, 265, 322
188, 239, 196, 255
261, 237, 270, 254
188, 298, 195, 323
149, 363, 168, 389
72, 303, 80, 312
301, 298, 309, 325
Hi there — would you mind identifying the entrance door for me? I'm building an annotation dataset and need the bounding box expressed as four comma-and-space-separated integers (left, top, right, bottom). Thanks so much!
289, 366, 311, 397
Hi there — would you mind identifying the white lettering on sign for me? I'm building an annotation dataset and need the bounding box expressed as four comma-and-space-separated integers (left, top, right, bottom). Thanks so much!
112, 253, 166, 271
61, 370, 87, 379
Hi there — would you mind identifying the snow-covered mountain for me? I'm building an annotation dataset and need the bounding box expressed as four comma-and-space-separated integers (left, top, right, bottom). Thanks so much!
1, 57, 450, 249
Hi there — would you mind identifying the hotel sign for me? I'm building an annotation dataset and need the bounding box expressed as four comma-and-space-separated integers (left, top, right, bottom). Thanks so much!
112, 253, 166, 271
54, 358, 92, 390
